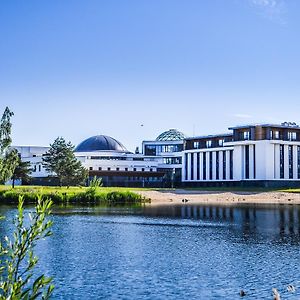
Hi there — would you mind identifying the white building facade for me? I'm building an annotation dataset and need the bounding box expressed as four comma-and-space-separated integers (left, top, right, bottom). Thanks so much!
182, 123, 300, 187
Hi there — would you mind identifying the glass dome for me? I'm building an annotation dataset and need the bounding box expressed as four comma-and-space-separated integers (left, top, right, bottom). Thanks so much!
156, 129, 186, 141
75, 135, 129, 152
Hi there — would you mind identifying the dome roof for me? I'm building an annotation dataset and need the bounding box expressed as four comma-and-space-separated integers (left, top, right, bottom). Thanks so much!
75, 135, 129, 152
156, 129, 186, 141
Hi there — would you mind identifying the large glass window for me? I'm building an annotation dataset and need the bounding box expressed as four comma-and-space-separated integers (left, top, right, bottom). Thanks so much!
197, 153, 200, 180
280, 145, 284, 179
144, 145, 156, 155
289, 145, 293, 179
163, 157, 182, 164
245, 145, 250, 179
230, 150, 233, 180
223, 151, 226, 180
206, 141, 212, 148
209, 152, 213, 180
203, 153, 206, 180
216, 152, 219, 180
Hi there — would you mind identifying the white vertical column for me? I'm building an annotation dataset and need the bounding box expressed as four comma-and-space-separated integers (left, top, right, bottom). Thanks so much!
226, 150, 230, 180
182, 153, 186, 181
193, 152, 198, 181
199, 152, 203, 180
284, 145, 289, 179
212, 152, 216, 180
233, 145, 243, 180
293, 145, 298, 179
249, 145, 254, 179
219, 151, 223, 181
187, 153, 192, 181
206, 151, 210, 180
274, 144, 280, 179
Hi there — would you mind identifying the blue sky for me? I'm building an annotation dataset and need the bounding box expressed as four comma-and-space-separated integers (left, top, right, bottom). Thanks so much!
1, 0, 300, 151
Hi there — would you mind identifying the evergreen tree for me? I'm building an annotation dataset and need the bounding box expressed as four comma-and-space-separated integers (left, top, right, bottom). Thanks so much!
0, 107, 18, 184
42, 137, 88, 187
11, 156, 32, 188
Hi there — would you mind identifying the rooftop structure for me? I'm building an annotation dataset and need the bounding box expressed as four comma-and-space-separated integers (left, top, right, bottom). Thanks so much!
156, 129, 186, 141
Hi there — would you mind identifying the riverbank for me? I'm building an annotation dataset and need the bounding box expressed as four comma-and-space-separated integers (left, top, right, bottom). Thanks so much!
0, 186, 146, 205
138, 189, 300, 205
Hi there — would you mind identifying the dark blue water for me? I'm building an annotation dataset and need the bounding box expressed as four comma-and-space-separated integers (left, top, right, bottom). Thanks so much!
1, 204, 300, 299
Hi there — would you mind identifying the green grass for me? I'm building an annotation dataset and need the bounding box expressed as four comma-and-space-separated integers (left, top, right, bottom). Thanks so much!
0, 185, 149, 205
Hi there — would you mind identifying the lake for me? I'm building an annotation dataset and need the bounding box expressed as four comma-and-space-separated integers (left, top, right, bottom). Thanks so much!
1, 203, 300, 299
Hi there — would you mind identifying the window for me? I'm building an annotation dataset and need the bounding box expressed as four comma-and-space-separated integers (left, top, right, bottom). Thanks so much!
230, 150, 233, 180
289, 145, 293, 179
197, 153, 200, 180
209, 152, 213, 180
280, 145, 284, 179
125, 168, 128, 171
203, 153, 206, 180
89, 167, 93, 171
142, 168, 145, 172
288, 132, 297, 141
98, 167, 102, 171
245, 145, 250, 179
133, 168, 136, 171
218, 139, 224, 147
274, 131, 280, 139
193, 142, 200, 149
190, 154, 194, 180
223, 151, 226, 180
107, 167, 111, 171
243, 131, 250, 140
206, 140, 212, 148
144, 145, 156, 156
33, 165, 37, 172
150, 168, 153, 172
38, 165, 41, 172
216, 152, 219, 180
116, 167, 120, 171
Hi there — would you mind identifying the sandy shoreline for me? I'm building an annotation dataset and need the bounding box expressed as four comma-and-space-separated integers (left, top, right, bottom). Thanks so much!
137, 189, 300, 206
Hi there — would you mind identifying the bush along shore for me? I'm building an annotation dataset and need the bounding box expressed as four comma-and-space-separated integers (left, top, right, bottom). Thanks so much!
0, 186, 149, 205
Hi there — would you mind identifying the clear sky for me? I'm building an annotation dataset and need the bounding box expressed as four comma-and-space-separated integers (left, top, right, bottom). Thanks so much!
1, 0, 299, 151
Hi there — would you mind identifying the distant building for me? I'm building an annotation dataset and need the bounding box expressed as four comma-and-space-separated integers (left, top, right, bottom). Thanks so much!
142, 129, 185, 187
182, 122, 300, 187
13, 122, 300, 188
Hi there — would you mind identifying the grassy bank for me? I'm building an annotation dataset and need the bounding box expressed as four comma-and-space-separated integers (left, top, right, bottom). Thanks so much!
0, 186, 148, 205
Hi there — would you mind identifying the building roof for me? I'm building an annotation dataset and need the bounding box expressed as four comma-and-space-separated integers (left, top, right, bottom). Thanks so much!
228, 122, 300, 130
185, 133, 233, 141
156, 129, 186, 141
75, 135, 130, 153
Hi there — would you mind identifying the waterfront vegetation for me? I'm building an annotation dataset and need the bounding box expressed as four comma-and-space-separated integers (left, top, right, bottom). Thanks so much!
0, 185, 147, 205
0, 196, 54, 299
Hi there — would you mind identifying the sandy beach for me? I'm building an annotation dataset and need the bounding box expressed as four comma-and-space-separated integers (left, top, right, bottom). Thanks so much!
138, 189, 300, 206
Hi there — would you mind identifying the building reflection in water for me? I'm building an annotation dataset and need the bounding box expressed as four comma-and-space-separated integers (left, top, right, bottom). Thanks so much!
143, 204, 300, 243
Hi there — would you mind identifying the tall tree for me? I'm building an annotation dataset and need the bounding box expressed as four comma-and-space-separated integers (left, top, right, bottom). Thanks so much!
0, 107, 18, 184
42, 137, 88, 187
11, 155, 32, 188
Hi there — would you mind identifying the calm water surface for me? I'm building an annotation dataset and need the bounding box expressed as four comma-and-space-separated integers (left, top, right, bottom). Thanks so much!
1, 203, 300, 299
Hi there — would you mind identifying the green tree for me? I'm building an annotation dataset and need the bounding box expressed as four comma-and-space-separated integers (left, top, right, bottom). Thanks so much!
0, 107, 18, 184
0, 196, 54, 299
42, 137, 88, 187
11, 156, 32, 188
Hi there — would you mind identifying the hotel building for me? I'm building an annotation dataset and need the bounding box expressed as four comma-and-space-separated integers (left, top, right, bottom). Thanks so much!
182, 122, 300, 187
12, 122, 300, 188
